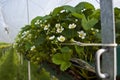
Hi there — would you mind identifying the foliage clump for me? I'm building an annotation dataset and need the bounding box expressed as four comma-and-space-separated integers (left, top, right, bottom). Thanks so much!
14, 2, 120, 80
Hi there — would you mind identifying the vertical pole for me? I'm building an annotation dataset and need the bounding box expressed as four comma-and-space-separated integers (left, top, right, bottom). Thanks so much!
26, 0, 31, 80
100, 0, 116, 80
28, 61, 31, 80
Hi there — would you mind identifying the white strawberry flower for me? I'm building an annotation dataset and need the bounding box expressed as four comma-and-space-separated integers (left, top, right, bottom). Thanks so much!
60, 10, 66, 13
56, 27, 64, 33
68, 23, 76, 29
40, 20, 42, 23
57, 35, 66, 42
91, 28, 94, 30
31, 46, 36, 51
22, 31, 29, 35
55, 23, 61, 28
35, 20, 40, 25
77, 31, 86, 39
44, 24, 50, 30
28, 34, 32, 38
75, 19, 78, 22
49, 35, 55, 40
44, 20, 47, 23
96, 29, 99, 32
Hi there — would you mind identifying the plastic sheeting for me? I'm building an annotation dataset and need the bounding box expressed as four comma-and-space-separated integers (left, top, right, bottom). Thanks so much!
0, 0, 120, 43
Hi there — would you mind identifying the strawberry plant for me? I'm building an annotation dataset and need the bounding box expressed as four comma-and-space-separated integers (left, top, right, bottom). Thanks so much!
14, 2, 120, 80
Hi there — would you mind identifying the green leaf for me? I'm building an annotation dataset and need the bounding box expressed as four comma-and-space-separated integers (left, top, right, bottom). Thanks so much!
52, 52, 72, 71
35, 35, 46, 45
52, 6, 63, 16
62, 29, 77, 38
52, 53, 63, 65
71, 12, 84, 19
82, 16, 98, 30
39, 68, 51, 80
74, 46, 85, 59
75, 2, 95, 13
42, 15, 51, 21
63, 52, 72, 61
25, 42, 32, 50
31, 16, 42, 27
82, 9, 94, 17
52, 5, 75, 16
75, 45, 84, 54
61, 47, 72, 61
115, 7, 120, 17
115, 19, 120, 34
61, 47, 72, 53
89, 9, 100, 19
63, 5, 76, 13
21, 25, 31, 33
60, 62, 71, 71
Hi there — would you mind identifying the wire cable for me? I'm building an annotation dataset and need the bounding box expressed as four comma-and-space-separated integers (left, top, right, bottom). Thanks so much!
62, 41, 117, 47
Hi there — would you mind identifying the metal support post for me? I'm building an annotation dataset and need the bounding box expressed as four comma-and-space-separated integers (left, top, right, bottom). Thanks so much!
100, 0, 117, 80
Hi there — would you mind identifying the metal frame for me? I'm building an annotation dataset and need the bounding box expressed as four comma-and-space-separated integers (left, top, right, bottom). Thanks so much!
99, 0, 117, 80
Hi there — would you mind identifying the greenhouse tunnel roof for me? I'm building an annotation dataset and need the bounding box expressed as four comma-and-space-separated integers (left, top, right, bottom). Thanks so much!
0, 0, 120, 43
